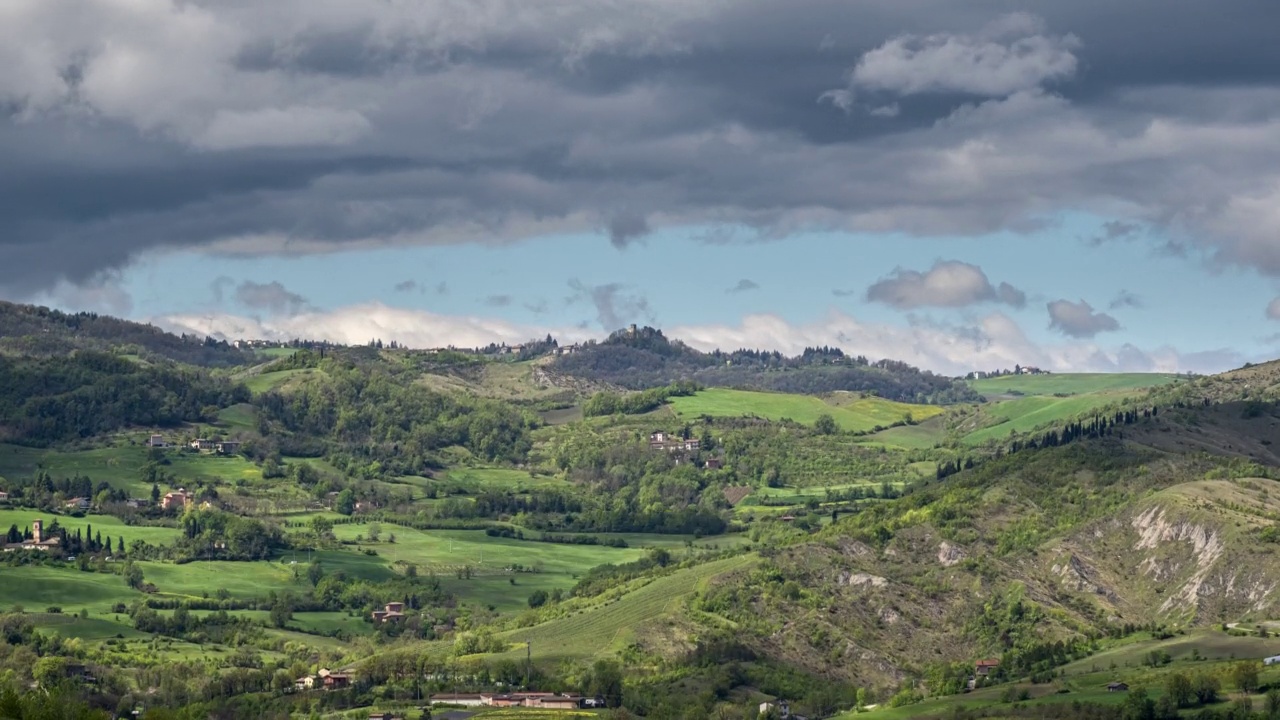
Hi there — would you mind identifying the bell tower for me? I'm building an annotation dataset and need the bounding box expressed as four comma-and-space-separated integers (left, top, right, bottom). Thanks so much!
32, 519, 42, 544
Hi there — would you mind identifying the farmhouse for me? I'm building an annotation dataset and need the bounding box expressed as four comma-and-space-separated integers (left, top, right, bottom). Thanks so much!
704, 457, 723, 470
0, 491, 9, 502
162, 491, 191, 510
1107, 682, 1129, 692
1264, 655, 1280, 666
64, 497, 90, 511
648, 431, 701, 452
371, 601, 406, 623
215, 441, 241, 455
975, 659, 1000, 677
189, 439, 215, 451
4, 519, 61, 552
760, 699, 791, 718
321, 672, 351, 690
294, 675, 316, 691
147, 434, 167, 448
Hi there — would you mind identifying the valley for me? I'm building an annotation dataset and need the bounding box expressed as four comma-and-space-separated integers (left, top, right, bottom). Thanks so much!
0, 312, 1276, 719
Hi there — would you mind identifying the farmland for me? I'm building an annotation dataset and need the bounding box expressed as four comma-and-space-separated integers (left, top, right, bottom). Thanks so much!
668, 388, 943, 432
0, 443, 263, 496
961, 392, 1135, 445
968, 372, 1179, 397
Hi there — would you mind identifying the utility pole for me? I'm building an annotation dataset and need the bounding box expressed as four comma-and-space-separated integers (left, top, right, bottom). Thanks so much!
525, 639, 531, 690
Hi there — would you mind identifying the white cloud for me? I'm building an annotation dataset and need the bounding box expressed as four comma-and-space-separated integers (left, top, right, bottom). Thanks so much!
865, 260, 1025, 309
196, 106, 371, 150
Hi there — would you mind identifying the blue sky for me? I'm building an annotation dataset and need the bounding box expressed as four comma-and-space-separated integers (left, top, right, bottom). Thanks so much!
97, 210, 1275, 373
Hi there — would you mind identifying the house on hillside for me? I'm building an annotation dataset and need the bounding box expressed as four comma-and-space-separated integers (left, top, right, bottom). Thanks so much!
534, 695, 583, 710
648, 431, 701, 452
321, 672, 351, 690
0, 491, 10, 503
147, 434, 167, 448
64, 497, 90, 511
161, 490, 190, 510
704, 457, 723, 470
215, 441, 241, 455
4, 519, 61, 552
371, 602, 406, 623
1107, 682, 1129, 692
190, 439, 215, 451
975, 659, 1000, 677
648, 431, 671, 449
294, 675, 317, 691
760, 700, 791, 718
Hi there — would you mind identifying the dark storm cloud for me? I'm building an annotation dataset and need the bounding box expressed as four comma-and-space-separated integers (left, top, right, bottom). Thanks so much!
4, 0, 1280, 297
1047, 299, 1121, 338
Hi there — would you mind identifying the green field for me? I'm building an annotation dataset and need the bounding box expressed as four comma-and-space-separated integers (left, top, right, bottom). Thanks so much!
329, 523, 645, 612
962, 393, 1133, 445
0, 443, 263, 495
968, 373, 1178, 397
244, 368, 322, 394
856, 420, 946, 450
668, 389, 943, 432
0, 567, 141, 614
491, 554, 758, 662
216, 403, 258, 430
0, 509, 181, 547
440, 467, 569, 491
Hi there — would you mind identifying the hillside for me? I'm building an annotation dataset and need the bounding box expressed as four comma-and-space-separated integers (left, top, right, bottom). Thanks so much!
0, 300, 253, 366
551, 326, 980, 404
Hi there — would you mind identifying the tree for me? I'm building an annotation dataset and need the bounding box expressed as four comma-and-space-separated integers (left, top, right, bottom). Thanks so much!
32, 656, 69, 689
855, 688, 869, 711
1231, 660, 1260, 694
1165, 672, 1193, 708
368, 523, 382, 542
150, 483, 161, 504
587, 658, 624, 708
335, 489, 356, 516
527, 590, 548, 608
1265, 687, 1280, 718
1192, 672, 1221, 705
813, 414, 838, 435
117, 536, 126, 557
307, 561, 324, 587
270, 597, 293, 628
123, 561, 144, 590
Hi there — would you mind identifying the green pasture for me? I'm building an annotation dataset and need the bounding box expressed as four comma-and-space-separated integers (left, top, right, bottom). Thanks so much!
0, 443, 262, 495
244, 368, 321, 394
668, 388, 942, 432
962, 393, 1134, 445
216, 403, 257, 430
491, 554, 758, 663
138, 560, 310, 599
0, 566, 140, 614
968, 373, 1178, 397
0, 509, 181, 547
440, 467, 569, 491
856, 420, 946, 450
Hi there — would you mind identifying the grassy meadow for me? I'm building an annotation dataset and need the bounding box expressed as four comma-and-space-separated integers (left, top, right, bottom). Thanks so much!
961, 393, 1135, 445
0, 443, 262, 496
668, 388, 943, 432
968, 373, 1178, 397
243, 367, 323, 394
0, 509, 181, 547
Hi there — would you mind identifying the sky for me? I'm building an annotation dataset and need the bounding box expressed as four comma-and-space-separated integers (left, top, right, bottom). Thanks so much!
4, 0, 1280, 376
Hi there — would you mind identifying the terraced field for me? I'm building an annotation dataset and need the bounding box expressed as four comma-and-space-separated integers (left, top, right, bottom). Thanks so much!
668, 388, 943, 432
493, 554, 758, 662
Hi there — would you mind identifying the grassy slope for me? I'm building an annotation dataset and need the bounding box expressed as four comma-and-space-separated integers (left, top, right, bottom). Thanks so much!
968, 373, 1179, 397
243, 367, 322, 394
961, 393, 1134, 445
491, 555, 758, 663
669, 388, 943, 432
0, 443, 262, 495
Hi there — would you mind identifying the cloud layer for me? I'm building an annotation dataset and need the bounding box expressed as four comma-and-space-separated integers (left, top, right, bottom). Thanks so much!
1047, 298, 1120, 338
3, 1, 1280, 297
154, 302, 1241, 376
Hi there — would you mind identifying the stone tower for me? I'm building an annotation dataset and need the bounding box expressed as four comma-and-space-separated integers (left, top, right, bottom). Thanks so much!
32, 519, 42, 544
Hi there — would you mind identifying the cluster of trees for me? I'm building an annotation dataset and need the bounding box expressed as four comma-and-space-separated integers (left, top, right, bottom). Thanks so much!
582, 380, 699, 417
0, 351, 249, 445
177, 509, 286, 561
552, 326, 981, 403
255, 359, 535, 467
1, 471, 129, 511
